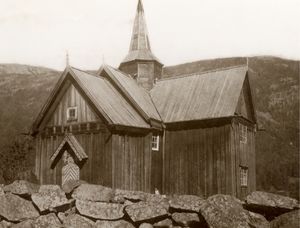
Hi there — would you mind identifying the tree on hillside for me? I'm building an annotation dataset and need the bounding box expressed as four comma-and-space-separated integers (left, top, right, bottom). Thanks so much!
0, 135, 37, 184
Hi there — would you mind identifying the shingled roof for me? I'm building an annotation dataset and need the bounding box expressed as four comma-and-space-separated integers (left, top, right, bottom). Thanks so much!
32, 66, 150, 133
150, 66, 248, 123
32, 63, 253, 134
99, 65, 161, 122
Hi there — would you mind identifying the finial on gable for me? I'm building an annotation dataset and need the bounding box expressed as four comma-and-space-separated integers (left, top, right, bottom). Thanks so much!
66, 51, 70, 67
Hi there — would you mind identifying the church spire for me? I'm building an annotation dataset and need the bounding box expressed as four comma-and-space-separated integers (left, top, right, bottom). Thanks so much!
120, 0, 160, 64
129, 0, 151, 51
119, 0, 163, 90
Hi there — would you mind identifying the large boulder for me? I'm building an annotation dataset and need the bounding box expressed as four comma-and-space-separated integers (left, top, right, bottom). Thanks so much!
199, 194, 269, 228
95, 220, 135, 228
11, 220, 34, 228
153, 218, 173, 227
33, 213, 62, 228
169, 195, 205, 213
0, 221, 12, 228
31, 185, 70, 212
139, 223, 153, 228
114, 189, 146, 203
0, 193, 39, 222
3, 180, 39, 196
0, 185, 4, 195
63, 214, 95, 228
144, 194, 170, 210
270, 210, 300, 228
172, 212, 201, 227
62, 180, 86, 194
76, 200, 124, 220
72, 184, 114, 202
245, 191, 299, 219
125, 201, 168, 223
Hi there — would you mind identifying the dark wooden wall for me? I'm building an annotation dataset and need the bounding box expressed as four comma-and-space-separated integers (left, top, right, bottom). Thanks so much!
232, 119, 256, 198
35, 130, 154, 193
46, 84, 99, 127
35, 129, 112, 186
162, 119, 256, 198
111, 133, 152, 192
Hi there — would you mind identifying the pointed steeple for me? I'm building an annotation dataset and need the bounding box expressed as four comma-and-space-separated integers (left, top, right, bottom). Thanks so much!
121, 0, 160, 64
119, 0, 163, 90
129, 0, 151, 52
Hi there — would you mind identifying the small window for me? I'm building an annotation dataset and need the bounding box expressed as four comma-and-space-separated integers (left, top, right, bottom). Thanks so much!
67, 107, 78, 122
152, 135, 159, 151
239, 123, 247, 144
240, 167, 248, 187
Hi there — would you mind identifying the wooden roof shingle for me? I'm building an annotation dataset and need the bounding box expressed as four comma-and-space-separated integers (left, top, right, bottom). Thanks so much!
101, 65, 161, 122
150, 66, 248, 123
70, 67, 150, 128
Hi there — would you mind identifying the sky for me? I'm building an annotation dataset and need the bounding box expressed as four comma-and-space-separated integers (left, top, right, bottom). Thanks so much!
0, 0, 299, 70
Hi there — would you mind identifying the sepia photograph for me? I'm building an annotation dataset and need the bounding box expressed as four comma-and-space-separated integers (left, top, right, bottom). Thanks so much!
0, 0, 299, 227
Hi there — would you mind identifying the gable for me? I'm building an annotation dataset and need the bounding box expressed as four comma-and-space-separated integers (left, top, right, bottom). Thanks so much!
32, 67, 151, 135
46, 83, 100, 127
235, 75, 256, 122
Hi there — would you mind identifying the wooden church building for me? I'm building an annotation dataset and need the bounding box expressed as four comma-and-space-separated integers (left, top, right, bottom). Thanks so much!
32, 0, 257, 198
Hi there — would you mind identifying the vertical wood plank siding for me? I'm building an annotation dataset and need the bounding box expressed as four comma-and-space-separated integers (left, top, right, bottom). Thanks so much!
36, 132, 152, 193
163, 122, 255, 198
111, 133, 152, 192
47, 84, 99, 127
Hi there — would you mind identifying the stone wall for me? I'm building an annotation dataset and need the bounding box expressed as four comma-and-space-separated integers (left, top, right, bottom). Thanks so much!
0, 180, 299, 228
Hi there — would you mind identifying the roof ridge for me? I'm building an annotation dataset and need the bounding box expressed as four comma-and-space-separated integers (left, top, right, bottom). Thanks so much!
105, 65, 134, 79
70, 66, 101, 78
158, 64, 247, 82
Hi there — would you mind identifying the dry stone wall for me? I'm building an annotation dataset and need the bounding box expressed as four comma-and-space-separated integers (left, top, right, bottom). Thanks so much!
0, 181, 299, 228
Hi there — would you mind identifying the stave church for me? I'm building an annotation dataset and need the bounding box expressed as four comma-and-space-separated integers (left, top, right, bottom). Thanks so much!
32, 0, 256, 198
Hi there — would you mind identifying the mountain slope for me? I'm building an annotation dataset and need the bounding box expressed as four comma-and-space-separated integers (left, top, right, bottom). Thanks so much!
0, 64, 60, 149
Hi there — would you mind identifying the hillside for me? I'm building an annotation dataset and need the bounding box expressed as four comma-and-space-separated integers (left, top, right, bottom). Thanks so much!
0, 64, 60, 149
0, 57, 299, 197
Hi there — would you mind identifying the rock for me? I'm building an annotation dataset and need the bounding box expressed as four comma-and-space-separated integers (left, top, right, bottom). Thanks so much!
33, 213, 62, 228
172, 212, 201, 227
3, 180, 39, 196
139, 223, 153, 228
76, 200, 124, 220
62, 179, 86, 194
11, 220, 34, 228
153, 218, 173, 227
199, 194, 262, 228
0, 185, 4, 195
270, 210, 300, 228
63, 214, 95, 228
0, 193, 39, 222
72, 184, 114, 202
95, 220, 135, 228
0, 220, 12, 228
248, 212, 270, 228
57, 206, 76, 222
144, 194, 170, 210
114, 189, 146, 203
245, 191, 299, 219
31, 185, 70, 212
169, 195, 205, 212
125, 201, 168, 223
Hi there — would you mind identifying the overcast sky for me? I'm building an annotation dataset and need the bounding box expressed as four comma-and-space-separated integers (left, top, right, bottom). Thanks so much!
0, 0, 299, 70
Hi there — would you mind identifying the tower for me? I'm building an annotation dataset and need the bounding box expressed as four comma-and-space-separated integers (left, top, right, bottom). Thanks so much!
119, 0, 163, 90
